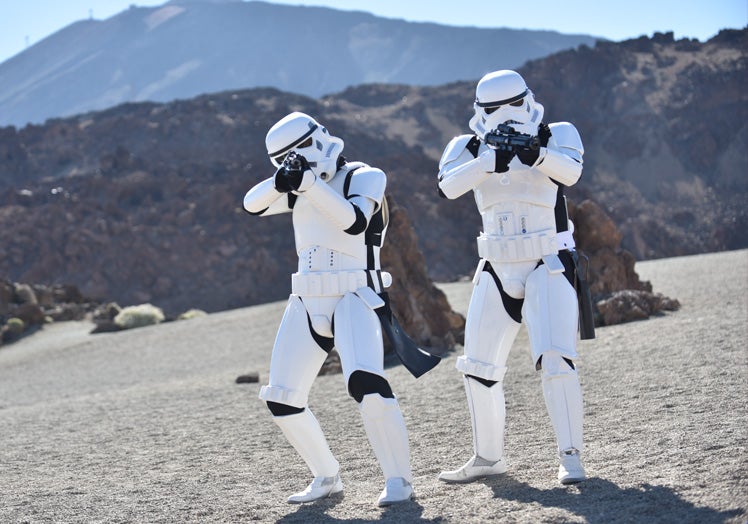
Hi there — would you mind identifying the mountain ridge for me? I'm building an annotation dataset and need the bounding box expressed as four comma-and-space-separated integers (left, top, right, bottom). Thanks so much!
0, 1, 601, 127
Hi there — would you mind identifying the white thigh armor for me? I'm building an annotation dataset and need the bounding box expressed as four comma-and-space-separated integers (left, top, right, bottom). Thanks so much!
523, 263, 579, 364
259, 295, 335, 408
259, 285, 389, 406
457, 263, 521, 381
334, 290, 386, 383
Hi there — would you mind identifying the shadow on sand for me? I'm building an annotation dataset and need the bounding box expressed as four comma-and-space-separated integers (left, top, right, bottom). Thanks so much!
274, 491, 446, 524
273, 476, 743, 523
481, 475, 743, 523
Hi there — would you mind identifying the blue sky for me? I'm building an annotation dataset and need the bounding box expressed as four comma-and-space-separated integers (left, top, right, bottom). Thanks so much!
1, 0, 746, 65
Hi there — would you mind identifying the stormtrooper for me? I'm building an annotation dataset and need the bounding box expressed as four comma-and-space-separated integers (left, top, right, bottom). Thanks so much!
243, 112, 414, 506
436, 70, 587, 485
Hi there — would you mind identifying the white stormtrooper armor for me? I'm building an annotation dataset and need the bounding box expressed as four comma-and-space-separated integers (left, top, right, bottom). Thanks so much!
244, 112, 413, 506
437, 70, 587, 485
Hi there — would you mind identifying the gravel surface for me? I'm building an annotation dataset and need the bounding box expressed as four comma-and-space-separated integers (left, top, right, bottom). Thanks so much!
1, 249, 746, 523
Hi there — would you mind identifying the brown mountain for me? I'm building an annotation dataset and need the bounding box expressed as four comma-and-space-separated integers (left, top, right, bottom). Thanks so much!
0, 30, 745, 317
320, 29, 748, 271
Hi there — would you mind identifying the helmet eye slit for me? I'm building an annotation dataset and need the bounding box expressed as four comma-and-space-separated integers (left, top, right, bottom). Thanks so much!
271, 137, 313, 164
484, 98, 524, 115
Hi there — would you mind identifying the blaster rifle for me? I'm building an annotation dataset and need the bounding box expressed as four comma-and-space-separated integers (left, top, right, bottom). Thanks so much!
484, 123, 540, 153
282, 151, 310, 172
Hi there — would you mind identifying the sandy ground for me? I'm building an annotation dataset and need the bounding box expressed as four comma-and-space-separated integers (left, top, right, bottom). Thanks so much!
1, 249, 746, 523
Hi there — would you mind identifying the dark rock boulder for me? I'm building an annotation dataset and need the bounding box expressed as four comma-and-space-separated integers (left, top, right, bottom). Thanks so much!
596, 290, 681, 326
382, 197, 465, 351
571, 199, 680, 325
0, 279, 102, 345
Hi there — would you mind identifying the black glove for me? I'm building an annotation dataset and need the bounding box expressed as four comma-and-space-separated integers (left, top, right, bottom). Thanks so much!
517, 147, 539, 166
494, 149, 514, 173
273, 166, 294, 193
538, 123, 552, 147
282, 167, 306, 191
517, 123, 552, 166
274, 153, 311, 192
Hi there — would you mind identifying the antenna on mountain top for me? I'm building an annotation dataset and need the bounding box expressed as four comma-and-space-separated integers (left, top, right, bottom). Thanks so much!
89, 9, 93, 20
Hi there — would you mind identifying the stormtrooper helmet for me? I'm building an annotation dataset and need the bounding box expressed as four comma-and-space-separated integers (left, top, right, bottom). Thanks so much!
265, 112, 344, 181
469, 70, 545, 139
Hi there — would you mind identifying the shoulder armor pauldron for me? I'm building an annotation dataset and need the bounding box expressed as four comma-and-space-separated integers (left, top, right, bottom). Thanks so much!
548, 122, 584, 159
439, 134, 478, 169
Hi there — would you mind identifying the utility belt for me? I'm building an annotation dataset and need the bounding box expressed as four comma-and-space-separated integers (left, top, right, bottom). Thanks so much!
477, 229, 573, 262
291, 269, 392, 296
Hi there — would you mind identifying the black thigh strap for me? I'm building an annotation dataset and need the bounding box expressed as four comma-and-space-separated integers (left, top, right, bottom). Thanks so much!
483, 261, 524, 323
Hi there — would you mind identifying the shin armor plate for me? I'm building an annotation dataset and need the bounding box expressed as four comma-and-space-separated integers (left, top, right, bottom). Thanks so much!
273, 409, 339, 478
358, 393, 413, 483
540, 351, 584, 454
464, 374, 507, 462
438, 376, 509, 483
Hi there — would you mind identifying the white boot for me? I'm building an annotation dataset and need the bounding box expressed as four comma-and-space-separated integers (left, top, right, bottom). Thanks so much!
438, 454, 507, 483
272, 409, 342, 503
287, 474, 344, 503
558, 448, 586, 484
377, 477, 413, 507
541, 354, 586, 484
358, 394, 414, 506
439, 375, 508, 483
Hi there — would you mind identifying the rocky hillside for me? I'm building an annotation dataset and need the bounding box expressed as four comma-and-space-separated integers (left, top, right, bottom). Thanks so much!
320, 29, 748, 268
0, 30, 744, 318
0, 0, 599, 127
